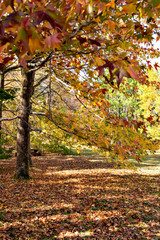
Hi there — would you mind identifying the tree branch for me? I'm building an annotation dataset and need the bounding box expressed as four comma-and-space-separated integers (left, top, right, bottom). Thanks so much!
27, 51, 53, 72
34, 74, 49, 88
0, 116, 18, 122
3, 64, 21, 75
32, 111, 89, 141
75, 95, 103, 120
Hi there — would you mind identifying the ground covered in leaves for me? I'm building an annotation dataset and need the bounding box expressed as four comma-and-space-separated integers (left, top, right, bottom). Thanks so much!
0, 152, 160, 240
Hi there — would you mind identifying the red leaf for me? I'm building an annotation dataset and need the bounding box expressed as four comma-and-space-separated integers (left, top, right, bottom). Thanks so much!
146, 115, 153, 122
95, 59, 115, 76
103, 59, 115, 71
3, 56, 14, 64
89, 38, 101, 46
45, 33, 61, 50
154, 62, 159, 70
146, 60, 152, 69
77, 36, 87, 44
19, 55, 30, 69
4, 11, 20, 28
34, 11, 63, 30
95, 66, 105, 75
102, 88, 107, 94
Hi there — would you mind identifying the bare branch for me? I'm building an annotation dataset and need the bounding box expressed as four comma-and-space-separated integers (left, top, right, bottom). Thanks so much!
0, 116, 18, 122
34, 86, 48, 99
34, 74, 49, 88
32, 112, 46, 116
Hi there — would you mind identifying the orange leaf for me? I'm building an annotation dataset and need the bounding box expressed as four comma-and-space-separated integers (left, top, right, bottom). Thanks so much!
106, 0, 115, 10
29, 37, 42, 54
122, 3, 137, 16
126, 66, 139, 80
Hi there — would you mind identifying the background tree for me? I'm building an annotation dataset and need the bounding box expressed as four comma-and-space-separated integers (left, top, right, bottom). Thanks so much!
0, 55, 19, 159
138, 68, 160, 140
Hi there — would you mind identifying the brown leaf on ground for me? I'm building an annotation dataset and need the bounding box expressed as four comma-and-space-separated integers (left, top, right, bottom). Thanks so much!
0, 153, 159, 239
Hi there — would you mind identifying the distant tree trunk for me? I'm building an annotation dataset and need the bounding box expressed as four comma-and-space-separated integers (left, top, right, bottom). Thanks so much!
0, 74, 5, 139
14, 69, 34, 179
117, 95, 121, 118
125, 105, 129, 121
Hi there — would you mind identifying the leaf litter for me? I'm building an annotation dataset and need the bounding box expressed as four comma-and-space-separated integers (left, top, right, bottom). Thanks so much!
0, 153, 159, 239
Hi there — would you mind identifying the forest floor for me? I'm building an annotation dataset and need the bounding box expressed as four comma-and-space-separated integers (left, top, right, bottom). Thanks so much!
0, 151, 159, 239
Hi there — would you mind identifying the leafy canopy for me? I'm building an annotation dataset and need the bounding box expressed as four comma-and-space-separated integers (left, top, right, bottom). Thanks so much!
0, 0, 160, 162
0, 0, 159, 77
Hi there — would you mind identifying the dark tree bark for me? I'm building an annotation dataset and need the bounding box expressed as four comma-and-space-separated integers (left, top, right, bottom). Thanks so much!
0, 74, 4, 188
14, 69, 35, 179
0, 74, 5, 139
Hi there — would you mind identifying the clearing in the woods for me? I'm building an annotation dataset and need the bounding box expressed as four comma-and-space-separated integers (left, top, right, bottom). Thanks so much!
0, 151, 159, 239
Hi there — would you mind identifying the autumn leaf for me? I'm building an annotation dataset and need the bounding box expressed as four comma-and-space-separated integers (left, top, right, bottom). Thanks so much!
126, 65, 139, 80
106, 0, 115, 10
0, 4, 13, 18
0, 152, 159, 239
89, 38, 101, 46
45, 33, 61, 50
96, 65, 105, 75
29, 37, 42, 54
154, 62, 159, 70
122, 3, 137, 16
16, 26, 28, 42
77, 0, 86, 5
95, 57, 106, 66
77, 36, 87, 44
19, 54, 31, 68
101, 88, 107, 94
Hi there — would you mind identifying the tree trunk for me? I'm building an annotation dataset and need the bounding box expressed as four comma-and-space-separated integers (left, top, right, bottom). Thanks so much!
0, 74, 4, 189
15, 69, 34, 179
0, 74, 5, 139
118, 95, 121, 118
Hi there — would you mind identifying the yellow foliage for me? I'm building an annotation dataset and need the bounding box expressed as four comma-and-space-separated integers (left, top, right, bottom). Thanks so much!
138, 69, 160, 140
